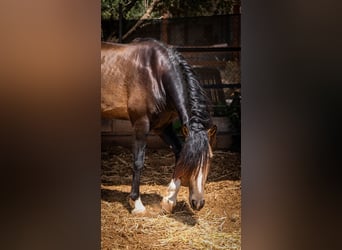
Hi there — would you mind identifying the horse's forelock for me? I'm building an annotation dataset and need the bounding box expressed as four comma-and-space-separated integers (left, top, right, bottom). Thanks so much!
174, 130, 211, 182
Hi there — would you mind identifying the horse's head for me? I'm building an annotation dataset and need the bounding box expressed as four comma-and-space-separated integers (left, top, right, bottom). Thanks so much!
177, 125, 217, 211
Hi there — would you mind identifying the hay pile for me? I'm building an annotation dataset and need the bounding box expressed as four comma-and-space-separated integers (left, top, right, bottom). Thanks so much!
101, 146, 241, 249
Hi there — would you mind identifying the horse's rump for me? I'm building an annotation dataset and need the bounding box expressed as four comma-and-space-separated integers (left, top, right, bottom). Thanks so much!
101, 41, 172, 124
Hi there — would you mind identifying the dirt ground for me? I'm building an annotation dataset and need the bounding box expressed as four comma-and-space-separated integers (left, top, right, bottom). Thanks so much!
101, 145, 241, 250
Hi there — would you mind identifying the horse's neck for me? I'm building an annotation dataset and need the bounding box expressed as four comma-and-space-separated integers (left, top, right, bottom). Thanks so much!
161, 76, 189, 126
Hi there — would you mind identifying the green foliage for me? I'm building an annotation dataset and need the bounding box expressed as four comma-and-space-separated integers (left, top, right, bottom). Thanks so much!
213, 103, 229, 117
101, 0, 118, 20
101, 0, 142, 20
154, 0, 213, 17
227, 90, 240, 151
226, 91, 240, 135
101, 0, 235, 20
125, 1, 146, 19
172, 119, 182, 133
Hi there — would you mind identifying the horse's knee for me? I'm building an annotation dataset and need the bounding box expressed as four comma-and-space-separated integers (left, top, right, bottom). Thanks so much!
133, 159, 144, 170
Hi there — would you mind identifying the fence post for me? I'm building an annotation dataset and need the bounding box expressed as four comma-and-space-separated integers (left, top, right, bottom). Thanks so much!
160, 12, 170, 44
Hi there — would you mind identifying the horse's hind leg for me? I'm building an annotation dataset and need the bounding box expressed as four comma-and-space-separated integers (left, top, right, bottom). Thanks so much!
129, 118, 149, 214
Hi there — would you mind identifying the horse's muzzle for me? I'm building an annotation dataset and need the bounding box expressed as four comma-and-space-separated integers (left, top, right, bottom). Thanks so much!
190, 199, 205, 211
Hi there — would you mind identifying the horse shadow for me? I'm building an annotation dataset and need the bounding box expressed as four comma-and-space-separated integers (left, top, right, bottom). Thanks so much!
101, 188, 198, 226
169, 201, 197, 226
101, 188, 161, 212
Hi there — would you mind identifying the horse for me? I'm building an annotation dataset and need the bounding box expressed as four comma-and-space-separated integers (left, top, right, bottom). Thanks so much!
101, 38, 217, 214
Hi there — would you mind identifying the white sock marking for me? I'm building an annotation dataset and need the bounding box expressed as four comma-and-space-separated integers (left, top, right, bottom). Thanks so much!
165, 178, 181, 204
133, 197, 145, 212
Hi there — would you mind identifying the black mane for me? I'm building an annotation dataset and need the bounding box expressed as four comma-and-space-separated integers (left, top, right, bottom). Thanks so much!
133, 37, 212, 131
131, 38, 212, 180
170, 49, 212, 131
166, 43, 213, 180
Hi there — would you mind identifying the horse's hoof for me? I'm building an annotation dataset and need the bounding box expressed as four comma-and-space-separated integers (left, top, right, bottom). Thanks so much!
131, 207, 146, 215
128, 197, 146, 215
160, 198, 175, 214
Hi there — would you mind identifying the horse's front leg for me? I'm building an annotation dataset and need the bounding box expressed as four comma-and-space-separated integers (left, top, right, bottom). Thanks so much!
129, 119, 149, 214
159, 123, 182, 161
161, 178, 181, 213
159, 123, 182, 213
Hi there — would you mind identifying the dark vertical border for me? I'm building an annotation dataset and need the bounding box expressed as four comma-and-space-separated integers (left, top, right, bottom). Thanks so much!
0, 1, 101, 249
242, 1, 342, 250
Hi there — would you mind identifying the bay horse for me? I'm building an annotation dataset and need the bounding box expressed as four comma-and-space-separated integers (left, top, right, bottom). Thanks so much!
101, 38, 217, 214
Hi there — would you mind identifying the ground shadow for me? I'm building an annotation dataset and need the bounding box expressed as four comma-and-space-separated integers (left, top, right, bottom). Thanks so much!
168, 201, 198, 226
101, 188, 199, 226
101, 145, 175, 186
101, 188, 163, 213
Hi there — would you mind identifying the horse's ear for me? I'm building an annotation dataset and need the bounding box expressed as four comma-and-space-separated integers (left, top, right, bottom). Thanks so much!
208, 125, 217, 137
182, 125, 189, 137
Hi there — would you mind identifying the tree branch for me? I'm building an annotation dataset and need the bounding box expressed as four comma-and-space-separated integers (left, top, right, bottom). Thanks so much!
122, 0, 161, 41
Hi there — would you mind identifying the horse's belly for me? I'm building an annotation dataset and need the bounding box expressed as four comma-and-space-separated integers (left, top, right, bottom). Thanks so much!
101, 107, 129, 120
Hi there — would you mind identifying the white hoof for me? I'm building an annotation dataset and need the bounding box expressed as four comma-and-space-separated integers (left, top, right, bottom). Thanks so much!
132, 206, 146, 215
160, 197, 176, 213
129, 197, 146, 215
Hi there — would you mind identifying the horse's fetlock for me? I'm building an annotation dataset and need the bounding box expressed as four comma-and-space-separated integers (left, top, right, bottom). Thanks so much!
130, 192, 139, 201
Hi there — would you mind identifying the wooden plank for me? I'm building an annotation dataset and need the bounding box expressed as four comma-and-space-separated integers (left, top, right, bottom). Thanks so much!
101, 117, 232, 149
112, 119, 133, 135
176, 46, 241, 52
101, 119, 113, 132
102, 117, 231, 135
101, 134, 232, 150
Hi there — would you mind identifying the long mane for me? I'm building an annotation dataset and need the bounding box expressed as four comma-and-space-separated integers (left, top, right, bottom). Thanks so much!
168, 47, 213, 181
132, 38, 213, 181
